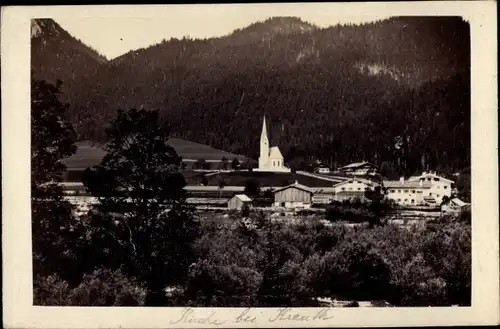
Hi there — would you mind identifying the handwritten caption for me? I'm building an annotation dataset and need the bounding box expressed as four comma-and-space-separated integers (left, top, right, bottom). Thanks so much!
169, 307, 335, 325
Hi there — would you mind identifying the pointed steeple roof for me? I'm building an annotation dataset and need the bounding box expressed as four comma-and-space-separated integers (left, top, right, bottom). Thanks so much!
261, 115, 268, 139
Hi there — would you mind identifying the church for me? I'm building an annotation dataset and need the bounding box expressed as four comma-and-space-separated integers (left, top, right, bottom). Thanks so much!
255, 116, 290, 172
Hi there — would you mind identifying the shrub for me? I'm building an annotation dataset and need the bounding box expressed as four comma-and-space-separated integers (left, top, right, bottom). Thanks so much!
69, 268, 146, 306
33, 274, 71, 305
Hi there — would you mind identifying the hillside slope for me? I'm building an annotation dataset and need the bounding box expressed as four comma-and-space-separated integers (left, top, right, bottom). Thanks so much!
31, 16, 470, 175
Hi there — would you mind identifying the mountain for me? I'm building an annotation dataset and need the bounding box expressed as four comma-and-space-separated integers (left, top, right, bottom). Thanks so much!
31, 19, 108, 104
31, 16, 471, 175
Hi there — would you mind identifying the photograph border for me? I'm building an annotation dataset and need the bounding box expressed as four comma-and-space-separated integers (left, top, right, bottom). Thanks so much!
2, 2, 499, 327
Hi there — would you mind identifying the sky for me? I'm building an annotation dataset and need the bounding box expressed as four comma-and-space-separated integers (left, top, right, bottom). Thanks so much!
53, 5, 391, 59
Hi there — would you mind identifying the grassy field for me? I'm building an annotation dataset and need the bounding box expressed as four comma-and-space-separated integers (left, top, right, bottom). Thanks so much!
62, 139, 248, 170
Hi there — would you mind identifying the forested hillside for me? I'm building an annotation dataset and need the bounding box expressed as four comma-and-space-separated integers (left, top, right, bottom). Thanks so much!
31, 16, 470, 176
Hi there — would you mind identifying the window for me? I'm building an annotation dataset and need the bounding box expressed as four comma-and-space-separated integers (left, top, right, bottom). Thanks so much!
404, 199, 408, 202
404, 190, 409, 193
273, 161, 276, 167
434, 178, 440, 181
348, 187, 352, 191
357, 187, 361, 191
397, 199, 401, 202
411, 199, 415, 203
412, 190, 415, 193
417, 191, 422, 194
390, 189, 395, 193
341, 187, 345, 191
429, 193, 433, 196
398, 190, 401, 193
436, 194, 440, 197
427, 178, 432, 181
444, 186, 448, 189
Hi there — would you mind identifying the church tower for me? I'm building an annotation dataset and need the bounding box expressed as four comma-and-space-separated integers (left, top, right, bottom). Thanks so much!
258, 116, 270, 170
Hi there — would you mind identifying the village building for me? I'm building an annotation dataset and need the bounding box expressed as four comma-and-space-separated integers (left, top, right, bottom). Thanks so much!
337, 161, 378, 177
332, 178, 381, 202
273, 181, 314, 209
384, 178, 433, 206
256, 116, 291, 172
406, 171, 454, 204
441, 197, 470, 215
227, 194, 252, 211
314, 164, 331, 174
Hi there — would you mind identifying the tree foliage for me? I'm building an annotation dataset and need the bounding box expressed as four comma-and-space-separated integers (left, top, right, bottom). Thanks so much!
31, 78, 78, 283
82, 109, 200, 305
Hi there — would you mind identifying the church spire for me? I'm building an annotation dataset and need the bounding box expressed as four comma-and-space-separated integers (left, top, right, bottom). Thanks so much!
261, 115, 268, 139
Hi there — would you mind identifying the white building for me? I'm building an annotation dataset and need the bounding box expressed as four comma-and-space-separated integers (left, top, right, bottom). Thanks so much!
314, 165, 331, 174
332, 178, 381, 202
407, 172, 454, 204
256, 116, 290, 172
384, 172, 454, 207
384, 178, 433, 206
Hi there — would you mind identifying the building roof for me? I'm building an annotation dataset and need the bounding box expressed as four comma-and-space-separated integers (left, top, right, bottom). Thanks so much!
448, 198, 469, 207
231, 194, 252, 202
333, 178, 379, 188
407, 172, 454, 183
261, 116, 268, 138
273, 181, 315, 194
269, 146, 283, 159
339, 161, 376, 170
383, 180, 432, 189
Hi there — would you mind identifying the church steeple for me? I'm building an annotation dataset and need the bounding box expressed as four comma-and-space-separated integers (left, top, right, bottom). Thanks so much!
259, 115, 270, 170
261, 115, 268, 140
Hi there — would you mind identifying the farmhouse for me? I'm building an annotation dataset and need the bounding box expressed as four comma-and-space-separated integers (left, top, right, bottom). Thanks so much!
384, 178, 433, 206
331, 178, 380, 202
273, 181, 314, 209
441, 198, 470, 215
406, 171, 454, 204
227, 194, 252, 211
337, 161, 378, 177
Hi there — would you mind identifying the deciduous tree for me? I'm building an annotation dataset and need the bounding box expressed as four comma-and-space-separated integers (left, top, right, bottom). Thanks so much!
83, 109, 200, 305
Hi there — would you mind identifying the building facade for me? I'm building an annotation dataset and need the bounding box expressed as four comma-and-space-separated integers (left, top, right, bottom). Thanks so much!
332, 178, 380, 202
406, 172, 454, 204
227, 194, 252, 211
384, 179, 432, 206
273, 181, 314, 209
337, 161, 378, 177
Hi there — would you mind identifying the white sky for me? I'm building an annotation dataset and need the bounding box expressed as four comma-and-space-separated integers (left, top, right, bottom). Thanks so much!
53, 5, 391, 59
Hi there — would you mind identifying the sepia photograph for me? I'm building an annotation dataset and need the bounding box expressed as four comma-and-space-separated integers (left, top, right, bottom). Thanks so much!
2, 2, 499, 328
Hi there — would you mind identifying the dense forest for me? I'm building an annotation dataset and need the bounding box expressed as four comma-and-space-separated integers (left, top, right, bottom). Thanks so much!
31, 16, 470, 176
